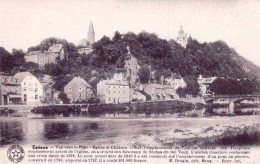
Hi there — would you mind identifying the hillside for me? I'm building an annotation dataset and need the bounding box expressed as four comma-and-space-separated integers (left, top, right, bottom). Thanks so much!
1, 31, 260, 92
231, 54, 260, 79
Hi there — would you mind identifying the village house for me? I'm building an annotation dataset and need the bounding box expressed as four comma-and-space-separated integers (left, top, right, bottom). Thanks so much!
170, 78, 187, 90
97, 78, 130, 104
14, 72, 43, 105
197, 75, 217, 96
130, 89, 147, 102
143, 83, 175, 101
25, 44, 65, 67
64, 77, 94, 103
0, 73, 22, 105
39, 75, 61, 104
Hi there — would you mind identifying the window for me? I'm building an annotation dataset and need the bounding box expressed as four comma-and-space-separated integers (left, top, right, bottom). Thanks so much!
69, 87, 72, 92
78, 87, 82, 91
35, 95, 38, 100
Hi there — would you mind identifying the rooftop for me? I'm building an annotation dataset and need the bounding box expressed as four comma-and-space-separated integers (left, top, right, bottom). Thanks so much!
26, 51, 42, 56
66, 77, 92, 88
100, 79, 128, 86
13, 72, 35, 82
145, 83, 174, 89
48, 44, 63, 53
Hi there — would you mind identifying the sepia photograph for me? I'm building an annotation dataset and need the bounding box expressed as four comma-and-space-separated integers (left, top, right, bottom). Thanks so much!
0, 0, 260, 163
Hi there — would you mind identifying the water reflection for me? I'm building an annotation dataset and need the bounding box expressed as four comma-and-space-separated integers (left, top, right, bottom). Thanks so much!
0, 122, 24, 146
44, 123, 70, 140
0, 116, 259, 147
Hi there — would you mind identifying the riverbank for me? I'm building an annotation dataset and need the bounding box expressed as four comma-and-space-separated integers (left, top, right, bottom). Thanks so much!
130, 117, 260, 148
26, 100, 199, 117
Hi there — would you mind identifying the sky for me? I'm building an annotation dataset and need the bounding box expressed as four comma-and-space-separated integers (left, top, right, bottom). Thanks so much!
0, 0, 260, 66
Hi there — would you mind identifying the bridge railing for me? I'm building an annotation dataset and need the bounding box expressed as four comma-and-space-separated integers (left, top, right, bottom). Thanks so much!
203, 94, 260, 99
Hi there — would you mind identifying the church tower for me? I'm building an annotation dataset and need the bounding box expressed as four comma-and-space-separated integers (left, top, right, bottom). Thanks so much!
88, 21, 95, 45
176, 26, 188, 48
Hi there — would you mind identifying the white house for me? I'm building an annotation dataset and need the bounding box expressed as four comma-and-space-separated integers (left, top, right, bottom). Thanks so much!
97, 79, 130, 104
197, 75, 217, 96
170, 78, 187, 90
14, 72, 43, 105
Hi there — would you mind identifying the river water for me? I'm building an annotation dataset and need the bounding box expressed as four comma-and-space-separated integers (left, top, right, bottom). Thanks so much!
1, 115, 260, 148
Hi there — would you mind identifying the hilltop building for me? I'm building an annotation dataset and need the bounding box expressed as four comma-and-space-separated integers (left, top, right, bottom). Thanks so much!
14, 72, 43, 105
88, 21, 95, 45
176, 26, 188, 48
24, 51, 43, 64
97, 79, 130, 104
25, 44, 65, 67
0, 74, 21, 105
77, 21, 95, 54
64, 77, 94, 103
197, 75, 217, 96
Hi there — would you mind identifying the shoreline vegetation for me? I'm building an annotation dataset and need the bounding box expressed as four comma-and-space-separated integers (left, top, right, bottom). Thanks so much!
0, 100, 259, 118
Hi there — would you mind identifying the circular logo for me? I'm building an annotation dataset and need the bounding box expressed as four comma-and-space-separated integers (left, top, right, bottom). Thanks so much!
7, 145, 25, 163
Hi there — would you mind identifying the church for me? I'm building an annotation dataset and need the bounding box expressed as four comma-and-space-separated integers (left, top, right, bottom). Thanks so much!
176, 26, 188, 48
77, 21, 95, 55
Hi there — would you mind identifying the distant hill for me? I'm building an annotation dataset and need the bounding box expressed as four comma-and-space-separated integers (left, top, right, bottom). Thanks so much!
231, 54, 260, 79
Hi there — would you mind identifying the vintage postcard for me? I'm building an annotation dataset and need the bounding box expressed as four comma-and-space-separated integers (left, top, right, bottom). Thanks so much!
0, 0, 260, 163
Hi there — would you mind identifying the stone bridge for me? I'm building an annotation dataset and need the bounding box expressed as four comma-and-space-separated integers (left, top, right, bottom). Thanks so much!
202, 94, 260, 114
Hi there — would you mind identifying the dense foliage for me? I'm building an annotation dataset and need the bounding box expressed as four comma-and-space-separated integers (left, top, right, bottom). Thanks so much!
1, 31, 260, 95
209, 78, 258, 95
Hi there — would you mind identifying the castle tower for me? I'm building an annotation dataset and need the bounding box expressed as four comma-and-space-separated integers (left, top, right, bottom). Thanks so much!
176, 26, 188, 48
88, 21, 95, 45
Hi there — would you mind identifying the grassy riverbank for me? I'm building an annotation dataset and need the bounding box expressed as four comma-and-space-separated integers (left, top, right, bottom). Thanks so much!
29, 100, 196, 116
131, 122, 260, 148
88, 100, 195, 115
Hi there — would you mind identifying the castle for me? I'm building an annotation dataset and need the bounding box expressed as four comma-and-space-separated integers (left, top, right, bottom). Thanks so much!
176, 26, 188, 48
25, 44, 65, 67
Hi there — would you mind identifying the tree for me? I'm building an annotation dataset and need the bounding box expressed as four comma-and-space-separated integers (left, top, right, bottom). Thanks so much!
112, 31, 122, 42
58, 92, 70, 104
138, 66, 150, 84
11, 49, 25, 66
0, 47, 16, 72
209, 78, 258, 95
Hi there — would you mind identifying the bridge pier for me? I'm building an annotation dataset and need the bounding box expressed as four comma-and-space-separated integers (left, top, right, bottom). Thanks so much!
228, 101, 235, 114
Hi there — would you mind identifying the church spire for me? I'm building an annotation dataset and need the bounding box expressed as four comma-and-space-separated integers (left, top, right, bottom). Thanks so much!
88, 21, 95, 45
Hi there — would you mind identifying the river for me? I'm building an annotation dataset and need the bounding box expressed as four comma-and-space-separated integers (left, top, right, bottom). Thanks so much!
1, 115, 260, 148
